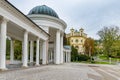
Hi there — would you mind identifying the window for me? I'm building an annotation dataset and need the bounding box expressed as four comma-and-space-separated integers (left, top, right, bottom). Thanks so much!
81, 40, 83, 42
71, 39, 73, 42
75, 39, 78, 43
75, 46, 79, 49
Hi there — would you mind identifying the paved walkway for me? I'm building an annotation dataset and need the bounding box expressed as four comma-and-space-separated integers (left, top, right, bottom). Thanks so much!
0, 63, 120, 80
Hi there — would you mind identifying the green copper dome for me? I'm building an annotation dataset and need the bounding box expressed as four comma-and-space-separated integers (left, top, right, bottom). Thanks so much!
28, 5, 59, 18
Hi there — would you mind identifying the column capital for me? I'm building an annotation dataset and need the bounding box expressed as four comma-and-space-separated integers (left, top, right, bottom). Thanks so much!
37, 37, 40, 40
10, 37, 15, 41
56, 29, 60, 33
0, 17, 9, 24
61, 32, 64, 36
24, 30, 28, 33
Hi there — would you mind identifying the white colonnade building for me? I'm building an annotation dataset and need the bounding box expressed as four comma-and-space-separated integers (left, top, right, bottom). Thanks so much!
0, 0, 69, 70
27, 5, 67, 64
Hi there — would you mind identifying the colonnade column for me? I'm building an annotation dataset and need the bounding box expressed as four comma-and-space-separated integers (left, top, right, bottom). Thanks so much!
42, 40, 47, 64
10, 39, 14, 64
0, 17, 8, 70
22, 30, 28, 67
55, 30, 60, 64
50, 50, 53, 62
65, 52, 68, 62
69, 51, 71, 62
36, 38, 40, 66
30, 41, 34, 63
68, 52, 70, 62
40, 42, 43, 60
63, 51, 65, 63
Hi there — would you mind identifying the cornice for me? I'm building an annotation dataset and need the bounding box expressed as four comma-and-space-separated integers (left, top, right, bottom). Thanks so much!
27, 15, 67, 29
0, 0, 49, 37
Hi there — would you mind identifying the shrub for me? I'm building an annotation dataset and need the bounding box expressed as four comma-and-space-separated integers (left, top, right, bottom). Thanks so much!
78, 54, 90, 61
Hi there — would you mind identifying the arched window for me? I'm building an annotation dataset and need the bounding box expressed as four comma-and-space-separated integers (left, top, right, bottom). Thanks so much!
75, 46, 79, 49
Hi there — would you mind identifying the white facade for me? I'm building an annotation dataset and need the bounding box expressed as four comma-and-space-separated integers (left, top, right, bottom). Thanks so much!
0, 0, 68, 70
0, 0, 49, 70
66, 28, 87, 54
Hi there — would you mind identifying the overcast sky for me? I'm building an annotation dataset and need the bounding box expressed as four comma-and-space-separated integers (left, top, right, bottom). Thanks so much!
8, 0, 120, 39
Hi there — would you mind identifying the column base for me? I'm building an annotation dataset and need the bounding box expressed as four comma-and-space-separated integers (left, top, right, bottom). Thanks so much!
10, 61, 14, 64
0, 68, 8, 71
42, 63, 47, 65
35, 64, 40, 66
55, 63, 61, 65
22, 65, 28, 69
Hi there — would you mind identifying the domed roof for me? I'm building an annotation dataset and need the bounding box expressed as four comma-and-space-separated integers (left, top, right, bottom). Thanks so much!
28, 5, 59, 18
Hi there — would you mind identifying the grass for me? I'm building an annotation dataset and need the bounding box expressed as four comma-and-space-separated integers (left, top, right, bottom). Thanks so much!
94, 61, 110, 64
72, 54, 120, 65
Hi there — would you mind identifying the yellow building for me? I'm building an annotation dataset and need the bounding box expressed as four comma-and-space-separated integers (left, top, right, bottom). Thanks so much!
66, 28, 87, 54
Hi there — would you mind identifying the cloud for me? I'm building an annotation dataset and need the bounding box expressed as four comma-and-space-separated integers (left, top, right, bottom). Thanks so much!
8, 0, 120, 39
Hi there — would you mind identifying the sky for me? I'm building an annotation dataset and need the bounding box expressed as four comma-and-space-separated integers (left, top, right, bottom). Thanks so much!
8, 0, 120, 39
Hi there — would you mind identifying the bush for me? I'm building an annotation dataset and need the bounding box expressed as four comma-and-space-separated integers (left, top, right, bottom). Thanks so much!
78, 54, 90, 61
91, 57, 95, 63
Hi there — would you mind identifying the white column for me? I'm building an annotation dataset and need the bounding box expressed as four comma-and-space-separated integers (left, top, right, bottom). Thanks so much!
68, 52, 70, 62
60, 34, 63, 64
55, 30, 61, 64
50, 50, 53, 62
66, 52, 68, 63
22, 30, 28, 67
48, 50, 51, 62
67, 52, 69, 62
40, 42, 43, 60
22, 42, 24, 64
54, 40, 56, 63
30, 41, 34, 63
0, 18, 8, 70
36, 38, 40, 66
42, 41, 47, 64
10, 39, 14, 64
69, 51, 71, 62
63, 51, 65, 63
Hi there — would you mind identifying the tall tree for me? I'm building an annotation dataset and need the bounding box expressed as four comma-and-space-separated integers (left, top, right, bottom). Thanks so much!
71, 46, 78, 61
97, 26, 120, 58
84, 37, 94, 56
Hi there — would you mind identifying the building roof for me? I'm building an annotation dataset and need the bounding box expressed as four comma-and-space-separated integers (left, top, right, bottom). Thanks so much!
5, 0, 50, 36
64, 46, 71, 50
28, 5, 59, 18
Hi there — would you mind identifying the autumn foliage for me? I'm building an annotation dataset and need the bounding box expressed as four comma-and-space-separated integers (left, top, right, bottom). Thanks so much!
84, 37, 94, 56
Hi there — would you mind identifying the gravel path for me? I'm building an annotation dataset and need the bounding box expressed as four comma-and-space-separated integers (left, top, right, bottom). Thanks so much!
0, 63, 120, 80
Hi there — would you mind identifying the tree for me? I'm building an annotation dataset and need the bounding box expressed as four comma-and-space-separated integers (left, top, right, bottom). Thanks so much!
71, 46, 78, 61
14, 40, 22, 60
110, 40, 120, 57
84, 37, 94, 56
94, 40, 103, 56
97, 26, 120, 58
